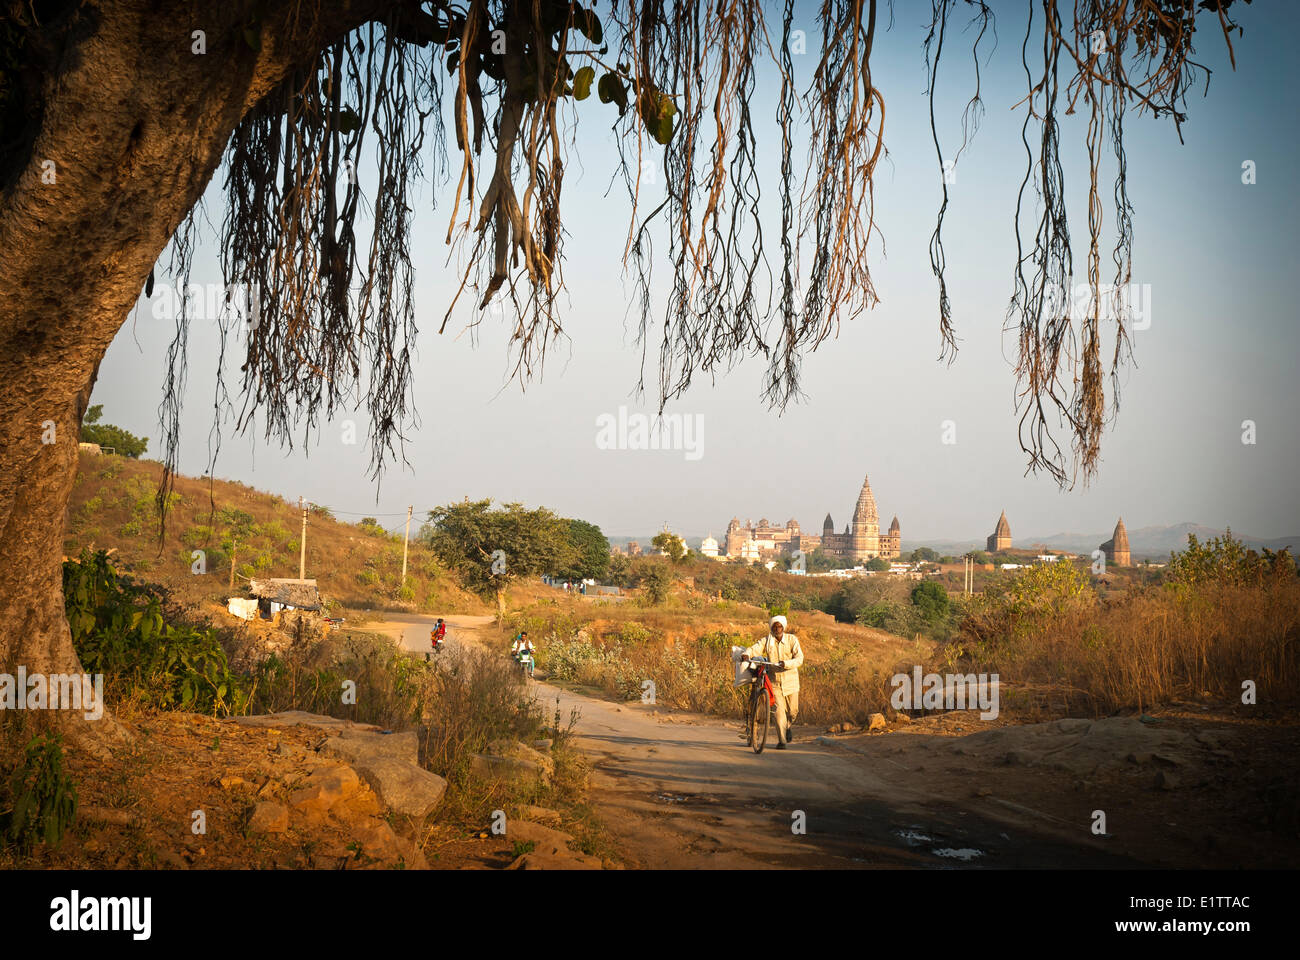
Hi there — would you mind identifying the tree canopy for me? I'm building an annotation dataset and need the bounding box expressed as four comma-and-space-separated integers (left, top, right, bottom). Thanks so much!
652, 530, 687, 563
556, 518, 611, 581
2, 0, 1251, 498
78, 405, 148, 458
423, 498, 569, 607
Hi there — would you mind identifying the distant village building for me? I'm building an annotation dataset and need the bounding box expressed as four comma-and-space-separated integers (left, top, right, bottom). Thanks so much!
987, 510, 1012, 552
627, 540, 642, 557
724, 517, 809, 559
722, 473, 900, 564
248, 578, 322, 619
1099, 518, 1131, 567
699, 535, 720, 558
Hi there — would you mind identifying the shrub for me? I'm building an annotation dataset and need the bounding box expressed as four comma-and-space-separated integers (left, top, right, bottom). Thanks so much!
64, 551, 243, 715
910, 580, 950, 621
640, 566, 671, 605
0, 733, 78, 854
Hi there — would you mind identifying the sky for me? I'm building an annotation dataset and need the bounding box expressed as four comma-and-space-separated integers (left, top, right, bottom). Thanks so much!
91, 1, 1300, 543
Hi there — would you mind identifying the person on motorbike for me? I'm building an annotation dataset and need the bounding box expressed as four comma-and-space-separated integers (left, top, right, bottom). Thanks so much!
511, 631, 535, 676
428, 618, 447, 658
738, 615, 804, 749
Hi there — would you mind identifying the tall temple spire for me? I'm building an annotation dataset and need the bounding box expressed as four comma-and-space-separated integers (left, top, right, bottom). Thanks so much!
852, 474, 879, 528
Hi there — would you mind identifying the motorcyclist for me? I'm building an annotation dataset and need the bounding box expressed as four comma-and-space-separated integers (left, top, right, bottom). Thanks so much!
429, 618, 447, 656
511, 631, 535, 677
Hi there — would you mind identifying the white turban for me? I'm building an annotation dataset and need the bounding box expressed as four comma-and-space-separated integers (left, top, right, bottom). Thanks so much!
769, 615, 787, 629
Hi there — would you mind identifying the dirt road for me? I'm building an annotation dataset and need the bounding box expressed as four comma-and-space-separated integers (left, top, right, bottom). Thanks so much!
370, 612, 1140, 869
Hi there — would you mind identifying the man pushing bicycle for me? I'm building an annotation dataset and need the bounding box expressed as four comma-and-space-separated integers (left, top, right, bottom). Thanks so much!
739, 615, 804, 749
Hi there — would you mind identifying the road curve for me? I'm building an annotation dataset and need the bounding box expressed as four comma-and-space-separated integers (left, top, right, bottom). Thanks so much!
371, 612, 1137, 869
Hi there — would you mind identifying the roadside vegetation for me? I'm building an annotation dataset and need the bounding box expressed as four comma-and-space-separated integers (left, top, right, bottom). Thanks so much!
508, 534, 1300, 728
0, 549, 604, 866
943, 536, 1300, 717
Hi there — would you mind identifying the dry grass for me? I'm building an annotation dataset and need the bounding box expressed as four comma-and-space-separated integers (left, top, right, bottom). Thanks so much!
951, 580, 1300, 717
64, 451, 488, 618
505, 595, 931, 727
943, 548, 1300, 717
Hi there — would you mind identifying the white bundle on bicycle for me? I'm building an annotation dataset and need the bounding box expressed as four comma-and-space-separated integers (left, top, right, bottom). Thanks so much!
731, 646, 754, 688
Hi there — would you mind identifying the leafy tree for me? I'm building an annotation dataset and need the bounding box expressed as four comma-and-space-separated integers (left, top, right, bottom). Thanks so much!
802, 548, 838, 573
78, 405, 147, 458
652, 531, 687, 563
969, 551, 991, 565
865, 556, 890, 572
217, 508, 256, 591
0, 0, 1253, 742
910, 580, 951, 622
556, 519, 610, 581
425, 499, 571, 615
608, 552, 631, 588
909, 547, 940, 563
1167, 531, 1295, 587
640, 564, 672, 606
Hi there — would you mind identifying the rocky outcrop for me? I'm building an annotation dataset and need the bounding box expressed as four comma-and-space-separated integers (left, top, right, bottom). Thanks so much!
471, 739, 554, 788
235, 712, 448, 819
504, 820, 602, 870
320, 727, 447, 818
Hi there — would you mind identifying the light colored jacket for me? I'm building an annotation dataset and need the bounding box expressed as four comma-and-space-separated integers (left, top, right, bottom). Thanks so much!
741, 633, 804, 694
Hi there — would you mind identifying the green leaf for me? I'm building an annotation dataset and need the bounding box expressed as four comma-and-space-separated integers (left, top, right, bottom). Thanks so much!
336, 107, 363, 135
573, 66, 595, 101
639, 91, 677, 144
598, 73, 627, 114
574, 9, 603, 44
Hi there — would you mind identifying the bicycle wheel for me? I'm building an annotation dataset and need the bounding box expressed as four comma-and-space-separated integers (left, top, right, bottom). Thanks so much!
751, 685, 769, 754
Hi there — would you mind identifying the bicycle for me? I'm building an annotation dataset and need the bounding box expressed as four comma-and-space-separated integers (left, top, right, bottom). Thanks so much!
744, 656, 778, 754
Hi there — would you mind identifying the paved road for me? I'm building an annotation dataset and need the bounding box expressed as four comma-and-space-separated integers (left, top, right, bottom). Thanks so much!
369, 611, 1137, 869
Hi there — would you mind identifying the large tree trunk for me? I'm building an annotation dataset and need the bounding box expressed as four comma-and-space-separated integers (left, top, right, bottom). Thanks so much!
0, 0, 388, 753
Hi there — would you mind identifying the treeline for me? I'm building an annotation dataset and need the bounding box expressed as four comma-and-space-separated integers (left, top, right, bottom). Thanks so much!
603, 551, 961, 640
419, 499, 611, 612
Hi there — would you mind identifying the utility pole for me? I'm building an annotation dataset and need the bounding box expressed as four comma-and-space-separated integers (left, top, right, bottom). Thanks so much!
298, 497, 308, 580
401, 505, 413, 585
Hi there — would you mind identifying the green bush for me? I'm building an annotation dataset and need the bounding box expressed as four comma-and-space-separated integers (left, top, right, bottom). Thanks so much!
64, 551, 243, 715
1, 733, 78, 854
910, 580, 950, 621
641, 566, 671, 605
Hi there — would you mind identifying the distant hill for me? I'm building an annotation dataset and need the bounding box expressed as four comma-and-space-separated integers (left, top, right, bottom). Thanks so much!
909, 522, 1300, 561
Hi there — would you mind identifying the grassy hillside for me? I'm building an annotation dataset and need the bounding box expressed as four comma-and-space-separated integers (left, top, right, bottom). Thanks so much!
64, 451, 488, 619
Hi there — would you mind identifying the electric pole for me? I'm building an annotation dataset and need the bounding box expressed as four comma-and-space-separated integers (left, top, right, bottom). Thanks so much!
401, 504, 413, 585
299, 497, 308, 580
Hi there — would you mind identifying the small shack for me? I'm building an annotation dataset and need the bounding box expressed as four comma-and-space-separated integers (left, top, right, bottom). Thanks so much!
248, 578, 322, 620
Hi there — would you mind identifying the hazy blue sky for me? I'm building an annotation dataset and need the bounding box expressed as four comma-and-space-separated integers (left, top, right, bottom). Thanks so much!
92, 1, 1299, 543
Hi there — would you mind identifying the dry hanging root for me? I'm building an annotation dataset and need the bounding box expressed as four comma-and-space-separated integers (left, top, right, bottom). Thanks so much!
137, 0, 1246, 506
